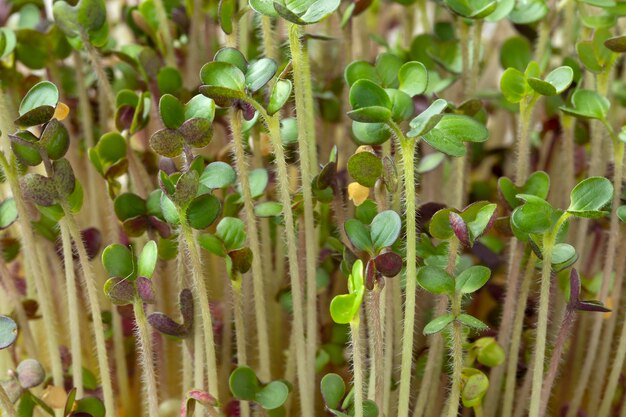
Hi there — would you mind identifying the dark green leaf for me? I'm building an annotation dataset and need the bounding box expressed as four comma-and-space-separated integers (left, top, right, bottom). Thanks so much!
567, 176, 613, 216
457, 313, 489, 331
423, 313, 454, 335
560, 89, 610, 120
268, 79, 293, 115
216, 217, 247, 251
320, 374, 345, 410
159, 94, 185, 129
398, 61, 428, 96
18, 81, 59, 116
416, 266, 455, 295
370, 210, 401, 251
40, 119, 70, 160
407, 99, 448, 137
200, 162, 237, 189
455, 265, 491, 294
229, 367, 260, 401
255, 381, 290, 410
347, 152, 382, 187
344, 219, 373, 252
102, 243, 134, 278
200, 62, 246, 91
245, 58, 277, 93
186, 194, 221, 229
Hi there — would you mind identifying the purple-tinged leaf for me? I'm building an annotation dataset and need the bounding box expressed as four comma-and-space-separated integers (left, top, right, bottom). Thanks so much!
180, 289, 194, 326
81, 228, 102, 261
449, 212, 470, 246
147, 313, 189, 338
576, 300, 611, 313
568, 269, 581, 310
374, 252, 402, 277
365, 259, 377, 290
181, 389, 219, 416
136, 276, 155, 304
104, 277, 135, 306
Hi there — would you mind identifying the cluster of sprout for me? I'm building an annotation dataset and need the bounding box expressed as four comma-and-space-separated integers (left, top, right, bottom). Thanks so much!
2, 0, 626, 417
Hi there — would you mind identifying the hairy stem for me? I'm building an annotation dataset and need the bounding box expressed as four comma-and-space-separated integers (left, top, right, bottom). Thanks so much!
588, 243, 626, 410
367, 287, 384, 409
413, 233, 460, 417
111, 307, 132, 414
229, 110, 271, 380
446, 236, 463, 417
132, 299, 160, 417
529, 215, 569, 417
395, 125, 418, 417
288, 25, 318, 393
483, 243, 525, 417
0, 154, 64, 388
61, 204, 116, 416
351, 316, 365, 417
539, 309, 576, 417
501, 253, 535, 417
260, 16, 277, 60
515, 97, 537, 183
232, 280, 251, 417
59, 223, 84, 398
82, 37, 116, 113
180, 220, 220, 399
447, 320, 463, 417
258, 107, 313, 417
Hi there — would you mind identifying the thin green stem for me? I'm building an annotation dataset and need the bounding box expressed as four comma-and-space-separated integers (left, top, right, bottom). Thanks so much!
528, 215, 569, 417
458, 19, 470, 98
229, 110, 271, 380
351, 316, 365, 417
180, 219, 220, 399
288, 23, 318, 399
589, 242, 626, 411
483, 242, 525, 417
515, 96, 538, 184
132, 298, 160, 417
394, 121, 418, 417
0, 154, 64, 389
111, 307, 132, 415
367, 287, 384, 410
501, 253, 535, 417
413, 200, 460, 417
82, 37, 116, 114
469, 20, 483, 96
260, 16, 277, 60
539, 309, 576, 417
447, 237, 463, 417
60, 223, 84, 398
447, 317, 463, 417
231, 280, 251, 417
61, 204, 116, 416
256, 109, 313, 417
